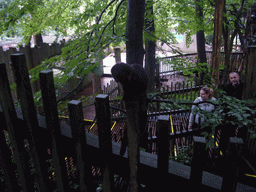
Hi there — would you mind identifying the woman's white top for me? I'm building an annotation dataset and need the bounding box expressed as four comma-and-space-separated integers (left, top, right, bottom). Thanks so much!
188, 97, 216, 127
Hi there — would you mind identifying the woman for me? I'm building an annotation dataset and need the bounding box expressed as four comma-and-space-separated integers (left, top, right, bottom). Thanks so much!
188, 86, 216, 129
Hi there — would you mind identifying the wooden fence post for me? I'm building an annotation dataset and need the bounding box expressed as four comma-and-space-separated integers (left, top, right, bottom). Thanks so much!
0, 62, 21, 191
156, 115, 170, 191
10, 53, 50, 191
125, 100, 140, 192
68, 100, 94, 192
221, 137, 243, 192
244, 45, 256, 99
95, 94, 113, 192
114, 48, 121, 63
39, 70, 70, 192
190, 136, 206, 191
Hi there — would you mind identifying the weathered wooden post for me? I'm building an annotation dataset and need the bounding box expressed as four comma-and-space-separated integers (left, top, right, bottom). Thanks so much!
147, 126, 153, 153
68, 100, 94, 192
244, 45, 256, 99
95, 94, 114, 191
156, 115, 170, 191
92, 60, 103, 96
211, 0, 224, 89
190, 136, 206, 191
10, 53, 50, 191
0, 62, 24, 191
125, 100, 140, 192
39, 70, 70, 192
114, 48, 121, 63
221, 137, 243, 192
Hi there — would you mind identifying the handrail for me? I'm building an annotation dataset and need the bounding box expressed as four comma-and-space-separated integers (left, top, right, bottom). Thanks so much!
157, 51, 243, 60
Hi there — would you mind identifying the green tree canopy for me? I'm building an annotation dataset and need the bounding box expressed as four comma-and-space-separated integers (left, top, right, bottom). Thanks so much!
1, 0, 256, 92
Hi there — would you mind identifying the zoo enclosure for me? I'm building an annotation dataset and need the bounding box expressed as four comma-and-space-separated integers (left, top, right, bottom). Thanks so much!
0, 53, 254, 191
102, 50, 256, 177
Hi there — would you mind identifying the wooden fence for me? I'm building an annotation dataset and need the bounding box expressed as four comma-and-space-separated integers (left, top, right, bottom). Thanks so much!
158, 51, 245, 84
0, 53, 255, 191
0, 42, 65, 86
0, 42, 94, 103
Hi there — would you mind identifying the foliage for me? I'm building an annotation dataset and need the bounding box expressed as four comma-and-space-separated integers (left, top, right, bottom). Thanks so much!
152, 87, 256, 148
169, 144, 193, 165
1, 0, 255, 111
0, 0, 128, 106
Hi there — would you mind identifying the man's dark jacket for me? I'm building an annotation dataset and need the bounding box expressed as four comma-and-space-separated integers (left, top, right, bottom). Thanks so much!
222, 80, 244, 100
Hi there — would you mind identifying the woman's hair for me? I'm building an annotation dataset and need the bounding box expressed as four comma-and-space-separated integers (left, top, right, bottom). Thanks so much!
200, 85, 213, 99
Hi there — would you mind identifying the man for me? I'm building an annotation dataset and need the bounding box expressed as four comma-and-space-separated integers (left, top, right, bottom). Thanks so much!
223, 72, 244, 100
219, 72, 245, 156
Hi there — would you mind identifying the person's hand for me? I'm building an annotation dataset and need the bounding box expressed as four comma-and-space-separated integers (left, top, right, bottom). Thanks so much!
188, 125, 192, 129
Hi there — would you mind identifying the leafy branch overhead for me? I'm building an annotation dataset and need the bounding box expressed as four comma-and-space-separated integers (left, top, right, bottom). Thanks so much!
1, 0, 256, 95
1, 0, 128, 82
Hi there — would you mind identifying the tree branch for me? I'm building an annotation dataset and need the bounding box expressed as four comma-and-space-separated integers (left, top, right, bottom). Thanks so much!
97, 0, 117, 24
144, 29, 183, 55
87, 0, 118, 53
112, 0, 126, 35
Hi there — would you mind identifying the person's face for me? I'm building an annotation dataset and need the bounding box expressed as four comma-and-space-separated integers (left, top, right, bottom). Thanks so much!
200, 90, 209, 101
229, 73, 240, 86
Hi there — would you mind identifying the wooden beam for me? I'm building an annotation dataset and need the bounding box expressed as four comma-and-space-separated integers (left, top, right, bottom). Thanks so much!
68, 100, 94, 192
221, 137, 244, 192
39, 70, 70, 192
244, 46, 256, 99
0, 106, 255, 191
95, 94, 114, 191
126, 100, 140, 192
190, 136, 206, 191
11, 53, 50, 191
156, 115, 170, 191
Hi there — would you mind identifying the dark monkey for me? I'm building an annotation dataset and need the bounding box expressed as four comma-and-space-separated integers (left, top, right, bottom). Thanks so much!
111, 62, 148, 102
111, 63, 149, 156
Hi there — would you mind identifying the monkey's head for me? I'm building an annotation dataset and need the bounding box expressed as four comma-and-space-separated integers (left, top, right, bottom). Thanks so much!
111, 63, 132, 84
111, 62, 148, 102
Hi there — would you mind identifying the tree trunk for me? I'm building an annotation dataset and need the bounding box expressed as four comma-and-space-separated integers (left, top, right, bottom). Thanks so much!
211, 0, 224, 88
145, 0, 155, 92
222, 2, 231, 83
126, 1, 146, 191
195, 0, 207, 85
243, 46, 256, 99
33, 33, 43, 46
126, 0, 145, 65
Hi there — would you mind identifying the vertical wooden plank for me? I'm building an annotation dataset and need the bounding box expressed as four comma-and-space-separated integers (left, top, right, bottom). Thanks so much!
183, 81, 185, 100
147, 126, 153, 153
114, 48, 121, 63
221, 137, 243, 192
39, 70, 70, 192
190, 81, 193, 100
190, 136, 206, 191
244, 46, 256, 99
0, 121, 19, 191
171, 82, 173, 99
156, 115, 170, 191
166, 85, 169, 99
68, 100, 94, 192
178, 82, 181, 100
125, 99, 141, 192
174, 83, 177, 101
0, 62, 33, 192
10, 53, 50, 191
95, 94, 113, 191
